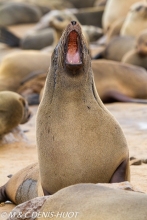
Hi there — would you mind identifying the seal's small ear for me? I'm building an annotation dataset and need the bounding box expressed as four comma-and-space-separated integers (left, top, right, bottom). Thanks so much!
19, 97, 26, 107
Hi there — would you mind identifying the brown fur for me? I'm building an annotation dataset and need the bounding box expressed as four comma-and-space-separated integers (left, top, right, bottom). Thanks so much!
92, 60, 147, 102
8, 184, 147, 220
121, 2, 147, 37
0, 51, 50, 92
36, 22, 130, 195
0, 91, 31, 137
102, 0, 140, 31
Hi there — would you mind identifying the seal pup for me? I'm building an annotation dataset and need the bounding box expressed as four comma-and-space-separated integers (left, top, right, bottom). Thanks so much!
36, 21, 130, 195
121, 1, 147, 37
102, 0, 140, 31
122, 30, 147, 69
0, 91, 31, 137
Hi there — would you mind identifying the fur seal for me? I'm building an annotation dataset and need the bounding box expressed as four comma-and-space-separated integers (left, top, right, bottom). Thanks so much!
0, 2, 42, 26
7, 184, 147, 220
121, 1, 147, 37
0, 51, 50, 92
0, 91, 31, 137
36, 21, 130, 195
0, 23, 130, 205
92, 60, 147, 103
102, 0, 140, 31
122, 30, 147, 69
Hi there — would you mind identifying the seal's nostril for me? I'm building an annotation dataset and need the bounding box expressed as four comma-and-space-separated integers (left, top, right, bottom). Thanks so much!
71, 21, 77, 25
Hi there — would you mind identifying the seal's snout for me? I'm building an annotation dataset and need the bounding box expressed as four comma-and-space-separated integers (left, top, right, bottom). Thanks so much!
71, 21, 77, 26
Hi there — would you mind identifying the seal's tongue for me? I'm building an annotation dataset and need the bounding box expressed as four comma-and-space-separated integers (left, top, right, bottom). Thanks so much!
66, 30, 81, 64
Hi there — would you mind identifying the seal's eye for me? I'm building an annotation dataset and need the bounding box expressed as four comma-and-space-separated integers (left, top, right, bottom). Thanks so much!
56, 16, 63, 22
135, 5, 143, 11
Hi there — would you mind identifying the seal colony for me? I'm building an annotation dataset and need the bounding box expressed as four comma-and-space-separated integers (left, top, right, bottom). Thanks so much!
0, 21, 130, 204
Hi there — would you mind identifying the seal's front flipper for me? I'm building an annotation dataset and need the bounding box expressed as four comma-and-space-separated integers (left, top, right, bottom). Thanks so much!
103, 90, 147, 104
43, 187, 51, 196
110, 158, 130, 183
0, 27, 20, 47
0, 184, 9, 203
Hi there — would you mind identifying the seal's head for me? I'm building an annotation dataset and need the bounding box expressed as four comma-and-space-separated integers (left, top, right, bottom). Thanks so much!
51, 21, 91, 74
136, 29, 147, 56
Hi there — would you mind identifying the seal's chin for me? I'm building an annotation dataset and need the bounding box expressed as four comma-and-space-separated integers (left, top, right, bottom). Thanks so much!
65, 30, 82, 69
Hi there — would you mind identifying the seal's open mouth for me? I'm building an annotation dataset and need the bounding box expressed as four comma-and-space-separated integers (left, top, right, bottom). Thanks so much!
65, 30, 82, 67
